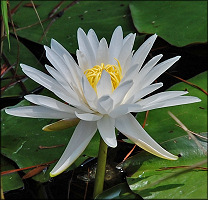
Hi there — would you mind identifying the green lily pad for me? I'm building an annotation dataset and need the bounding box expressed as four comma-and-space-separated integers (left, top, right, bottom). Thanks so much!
130, 1, 207, 46
1, 155, 24, 192
122, 133, 207, 199
95, 182, 142, 199
10, 1, 144, 53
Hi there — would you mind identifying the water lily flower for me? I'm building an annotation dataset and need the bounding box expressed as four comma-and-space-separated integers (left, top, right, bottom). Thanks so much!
5, 26, 201, 177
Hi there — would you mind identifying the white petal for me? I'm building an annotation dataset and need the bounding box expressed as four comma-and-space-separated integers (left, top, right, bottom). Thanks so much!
137, 96, 201, 112
123, 55, 163, 103
87, 29, 99, 57
111, 80, 133, 108
142, 56, 181, 88
44, 46, 72, 84
97, 70, 112, 98
122, 52, 133, 75
132, 83, 163, 103
120, 64, 138, 84
63, 54, 83, 94
109, 104, 138, 118
45, 64, 72, 92
24, 94, 79, 114
77, 28, 96, 67
50, 120, 97, 177
96, 38, 109, 64
5, 106, 75, 119
97, 95, 113, 114
132, 34, 157, 71
20, 64, 80, 107
76, 50, 89, 71
139, 91, 189, 106
109, 26, 123, 64
51, 38, 72, 59
118, 33, 136, 68
138, 54, 163, 80
82, 75, 97, 110
75, 111, 103, 121
97, 115, 117, 148
123, 33, 133, 45
115, 114, 178, 160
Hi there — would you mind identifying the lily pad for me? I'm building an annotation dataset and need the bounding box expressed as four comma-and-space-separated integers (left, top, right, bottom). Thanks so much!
10, 1, 144, 53
130, 1, 207, 46
95, 182, 142, 199
1, 155, 24, 192
122, 133, 207, 199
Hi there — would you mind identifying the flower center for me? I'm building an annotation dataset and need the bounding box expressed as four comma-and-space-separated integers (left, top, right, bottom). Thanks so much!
84, 58, 122, 92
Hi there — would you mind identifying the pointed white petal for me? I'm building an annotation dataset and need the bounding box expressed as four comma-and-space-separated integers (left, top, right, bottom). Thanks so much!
132, 83, 163, 103
87, 29, 99, 56
109, 104, 139, 118
97, 70, 112, 98
82, 75, 97, 110
76, 50, 89, 71
51, 38, 72, 59
139, 91, 189, 106
142, 56, 181, 88
63, 54, 83, 95
109, 26, 123, 64
120, 64, 138, 84
137, 96, 201, 112
132, 34, 157, 71
75, 111, 103, 121
5, 106, 75, 119
24, 94, 79, 114
77, 28, 96, 67
122, 52, 133, 75
118, 33, 136, 68
97, 115, 117, 148
44, 46, 72, 84
111, 80, 133, 107
50, 120, 97, 177
96, 38, 109, 64
138, 54, 163, 80
97, 95, 113, 114
115, 114, 178, 160
45, 64, 73, 92
123, 55, 163, 103
20, 64, 80, 107
123, 33, 133, 45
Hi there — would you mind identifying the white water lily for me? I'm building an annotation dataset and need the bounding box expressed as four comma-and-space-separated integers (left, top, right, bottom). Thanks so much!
6, 26, 201, 177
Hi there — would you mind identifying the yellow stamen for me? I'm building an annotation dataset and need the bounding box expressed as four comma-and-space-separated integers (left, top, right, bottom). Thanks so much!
84, 59, 122, 92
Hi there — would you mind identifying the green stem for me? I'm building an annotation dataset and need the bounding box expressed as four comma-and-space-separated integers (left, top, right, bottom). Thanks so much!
93, 137, 108, 198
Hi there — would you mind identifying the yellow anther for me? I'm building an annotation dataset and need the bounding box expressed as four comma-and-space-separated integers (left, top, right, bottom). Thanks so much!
84, 59, 122, 92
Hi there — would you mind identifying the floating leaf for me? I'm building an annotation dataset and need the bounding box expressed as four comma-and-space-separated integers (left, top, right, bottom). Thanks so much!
130, 1, 207, 46
9, 1, 144, 53
95, 183, 142, 199
1, 156, 23, 192
122, 133, 207, 199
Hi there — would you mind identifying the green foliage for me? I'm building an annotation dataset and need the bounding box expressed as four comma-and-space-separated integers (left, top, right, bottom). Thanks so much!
123, 133, 207, 199
130, 1, 207, 46
1, 156, 23, 192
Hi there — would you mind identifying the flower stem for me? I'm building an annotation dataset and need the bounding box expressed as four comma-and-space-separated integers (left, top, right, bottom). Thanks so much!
93, 137, 108, 198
